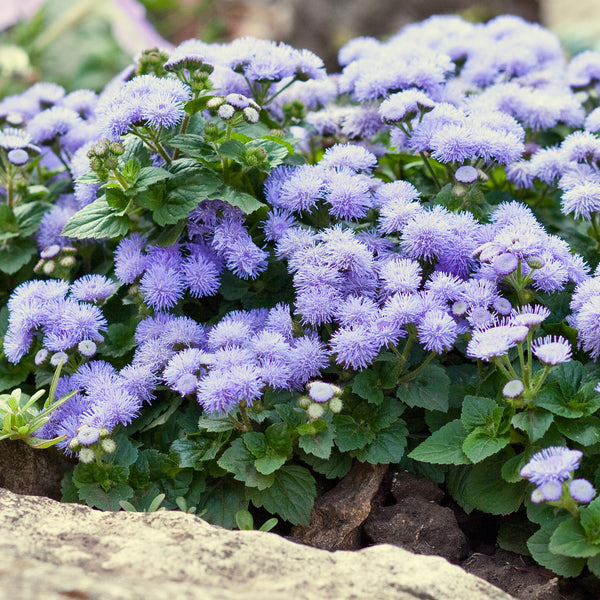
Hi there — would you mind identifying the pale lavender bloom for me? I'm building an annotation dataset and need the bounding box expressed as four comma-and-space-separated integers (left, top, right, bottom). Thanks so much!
378, 89, 434, 122
7, 149, 28, 164
324, 169, 373, 220
417, 310, 458, 353
277, 165, 325, 212
163, 348, 206, 395
401, 206, 452, 261
335, 296, 379, 328
27, 106, 81, 143
509, 304, 551, 328
70, 275, 117, 303
197, 364, 263, 414
572, 295, 600, 359
330, 324, 380, 370
207, 319, 252, 350
520, 447, 583, 485
455, 165, 478, 183
567, 50, 600, 87
265, 303, 294, 340
466, 323, 529, 361
569, 479, 595, 503
320, 144, 377, 172
379, 258, 422, 295
531, 335, 572, 366
288, 335, 329, 385
262, 210, 297, 242
307, 381, 335, 403
115, 234, 148, 284
139, 263, 184, 310
538, 481, 563, 502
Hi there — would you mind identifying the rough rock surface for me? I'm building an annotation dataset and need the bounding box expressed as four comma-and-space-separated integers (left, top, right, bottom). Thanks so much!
364, 498, 469, 563
0, 440, 71, 499
0, 488, 516, 600
290, 460, 387, 550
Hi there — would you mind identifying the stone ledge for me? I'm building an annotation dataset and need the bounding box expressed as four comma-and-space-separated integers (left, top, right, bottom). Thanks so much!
0, 488, 515, 600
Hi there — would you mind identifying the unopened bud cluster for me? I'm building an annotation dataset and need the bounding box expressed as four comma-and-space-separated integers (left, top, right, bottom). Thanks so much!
68, 424, 115, 463
298, 381, 344, 420
34, 245, 77, 278
207, 94, 261, 124
87, 138, 125, 180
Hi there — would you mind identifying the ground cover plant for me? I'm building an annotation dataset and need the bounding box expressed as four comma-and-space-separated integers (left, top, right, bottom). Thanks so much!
4, 12, 600, 582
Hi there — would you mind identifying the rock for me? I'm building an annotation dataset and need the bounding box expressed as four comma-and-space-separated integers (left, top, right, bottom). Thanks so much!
0, 439, 72, 499
364, 498, 469, 563
290, 460, 387, 550
391, 470, 445, 504
0, 487, 515, 600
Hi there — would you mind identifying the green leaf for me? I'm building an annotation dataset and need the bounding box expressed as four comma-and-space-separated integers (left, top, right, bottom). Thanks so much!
247, 139, 289, 170
354, 419, 408, 464
528, 526, 586, 577
265, 422, 293, 456
170, 437, 223, 469
0, 360, 31, 392
580, 496, 600, 540
0, 238, 36, 274
511, 409, 554, 442
396, 363, 449, 412
213, 184, 265, 214
333, 414, 376, 452
217, 438, 273, 489
101, 322, 136, 358
235, 508, 254, 530
197, 414, 235, 432
501, 452, 528, 483
219, 139, 247, 162
462, 428, 510, 463
555, 416, 600, 446
352, 369, 384, 404
549, 518, 600, 558
497, 518, 536, 556
13, 201, 52, 236
166, 134, 216, 159
254, 454, 287, 475
300, 449, 353, 479
75, 482, 134, 511
199, 480, 248, 529
61, 197, 130, 239
461, 395, 498, 431
408, 420, 470, 465
465, 453, 527, 514
246, 465, 316, 525
298, 426, 335, 459
133, 166, 172, 191
243, 432, 267, 457
445, 465, 474, 513
588, 554, 600, 577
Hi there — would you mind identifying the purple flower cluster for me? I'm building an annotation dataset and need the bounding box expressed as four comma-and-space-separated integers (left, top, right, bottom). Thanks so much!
3, 279, 108, 364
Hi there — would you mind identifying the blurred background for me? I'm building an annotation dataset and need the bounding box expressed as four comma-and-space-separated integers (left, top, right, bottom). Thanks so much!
0, 0, 598, 95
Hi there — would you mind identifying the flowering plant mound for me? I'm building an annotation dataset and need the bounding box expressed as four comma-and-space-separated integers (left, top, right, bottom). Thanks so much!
5, 14, 600, 579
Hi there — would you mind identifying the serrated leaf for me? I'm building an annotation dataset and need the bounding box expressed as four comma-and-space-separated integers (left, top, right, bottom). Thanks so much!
527, 526, 586, 577
511, 409, 554, 442
197, 414, 235, 432
300, 449, 353, 479
75, 482, 134, 511
254, 454, 287, 475
501, 452, 528, 483
555, 416, 600, 446
408, 419, 470, 465
134, 166, 172, 191
212, 184, 265, 214
101, 322, 136, 358
13, 201, 52, 236
580, 496, 600, 539
199, 479, 247, 529
549, 518, 600, 558
166, 134, 216, 159
352, 369, 384, 404
461, 395, 498, 431
0, 238, 37, 274
246, 465, 316, 525
333, 414, 376, 452
462, 428, 510, 463
396, 363, 449, 412
298, 427, 335, 459
497, 519, 536, 556
61, 197, 130, 239
219, 139, 246, 162
354, 419, 408, 464
170, 438, 223, 469
588, 554, 600, 577
243, 432, 267, 458
465, 453, 527, 514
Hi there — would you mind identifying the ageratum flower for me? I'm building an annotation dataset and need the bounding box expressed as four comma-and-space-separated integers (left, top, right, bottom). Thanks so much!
319, 144, 377, 172
520, 446, 583, 485
466, 323, 529, 361
330, 324, 380, 370
70, 275, 118, 303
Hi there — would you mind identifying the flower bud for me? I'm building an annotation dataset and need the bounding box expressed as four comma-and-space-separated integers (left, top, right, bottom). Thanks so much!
297, 396, 311, 409
526, 256, 545, 270
101, 438, 116, 453
328, 397, 343, 413
307, 403, 325, 420
78, 448, 95, 463
42, 260, 55, 275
